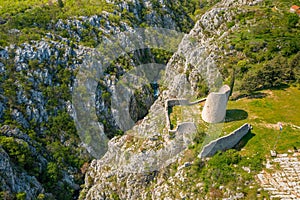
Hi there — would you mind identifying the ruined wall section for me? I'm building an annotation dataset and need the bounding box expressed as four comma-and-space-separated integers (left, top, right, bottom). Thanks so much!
199, 123, 250, 158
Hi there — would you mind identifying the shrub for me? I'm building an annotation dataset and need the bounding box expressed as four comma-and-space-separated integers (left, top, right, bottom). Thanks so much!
16, 192, 26, 200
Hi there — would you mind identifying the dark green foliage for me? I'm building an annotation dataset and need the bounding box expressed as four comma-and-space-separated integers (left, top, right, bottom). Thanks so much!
0, 137, 34, 170
45, 162, 62, 184
58, 0, 64, 8
229, 69, 235, 96
240, 56, 292, 92
226, 21, 235, 29
220, 3, 300, 94
196, 77, 209, 98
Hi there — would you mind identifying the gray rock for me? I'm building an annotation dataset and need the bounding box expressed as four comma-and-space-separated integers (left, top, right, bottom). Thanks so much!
82, 0, 262, 199
0, 48, 8, 59
0, 102, 4, 119
11, 109, 30, 128
0, 146, 44, 200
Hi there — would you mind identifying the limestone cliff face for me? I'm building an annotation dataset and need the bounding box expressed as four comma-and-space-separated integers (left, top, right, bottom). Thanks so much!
82, 0, 262, 199
0, 126, 44, 198
0, 0, 193, 199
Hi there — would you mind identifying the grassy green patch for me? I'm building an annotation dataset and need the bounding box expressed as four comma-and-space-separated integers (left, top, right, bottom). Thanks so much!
172, 87, 299, 198
0, 0, 114, 46
227, 87, 300, 156
168, 87, 300, 156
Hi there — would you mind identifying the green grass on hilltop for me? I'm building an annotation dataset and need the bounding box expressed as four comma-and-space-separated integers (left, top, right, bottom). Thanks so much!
175, 87, 300, 199
170, 86, 300, 156
227, 87, 300, 156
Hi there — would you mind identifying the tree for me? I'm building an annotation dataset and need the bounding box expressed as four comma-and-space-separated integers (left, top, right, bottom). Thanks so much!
57, 0, 64, 8
229, 68, 235, 97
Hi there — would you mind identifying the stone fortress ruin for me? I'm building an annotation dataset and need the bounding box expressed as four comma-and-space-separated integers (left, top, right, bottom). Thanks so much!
202, 85, 231, 123
165, 85, 251, 158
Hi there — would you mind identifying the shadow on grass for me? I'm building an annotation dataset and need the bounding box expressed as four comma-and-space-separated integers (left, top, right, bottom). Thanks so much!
247, 92, 268, 99
234, 131, 256, 151
225, 109, 248, 122
259, 83, 290, 91
232, 84, 290, 101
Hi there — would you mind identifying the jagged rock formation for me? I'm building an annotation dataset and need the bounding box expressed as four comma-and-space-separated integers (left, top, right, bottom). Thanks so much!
0, 126, 45, 199
0, 0, 195, 198
82, 0, 263, 199
202, 85, 230, 123
0, 1, 194, 199
0, 147, 44, 198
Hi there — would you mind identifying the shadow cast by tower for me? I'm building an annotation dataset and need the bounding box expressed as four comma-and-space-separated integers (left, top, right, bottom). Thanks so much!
225, 109, 248, 122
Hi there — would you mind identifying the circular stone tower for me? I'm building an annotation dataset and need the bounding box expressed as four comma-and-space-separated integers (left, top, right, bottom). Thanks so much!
202, 85, 230, 123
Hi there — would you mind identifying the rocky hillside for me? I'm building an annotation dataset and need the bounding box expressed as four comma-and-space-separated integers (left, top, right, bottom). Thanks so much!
1, 0, 299, 199
80, 0, 267, 199
0, 0, 206, 199
81, 0, 300, 199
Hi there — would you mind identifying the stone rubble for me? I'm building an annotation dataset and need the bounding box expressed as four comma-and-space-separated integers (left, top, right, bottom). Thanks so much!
257, 152, 300, 199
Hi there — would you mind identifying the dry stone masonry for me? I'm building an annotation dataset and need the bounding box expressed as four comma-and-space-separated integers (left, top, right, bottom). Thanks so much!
199, 123, 251, 158
165, 98, 206, 133
257, 152, 300, 199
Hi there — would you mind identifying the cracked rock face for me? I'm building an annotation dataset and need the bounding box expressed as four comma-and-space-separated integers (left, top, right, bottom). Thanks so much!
0, 0, 195, 198
0, 0, 264, 198
82, 0, 263, 199
0, 148, 44, 198
0, 127, 45, 199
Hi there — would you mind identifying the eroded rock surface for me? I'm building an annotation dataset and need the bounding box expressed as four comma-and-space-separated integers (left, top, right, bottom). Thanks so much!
82, 0, 263, 199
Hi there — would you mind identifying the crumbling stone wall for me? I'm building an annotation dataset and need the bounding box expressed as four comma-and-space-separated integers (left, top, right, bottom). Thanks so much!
199, 123, 250, 158
165, 98, 206, 131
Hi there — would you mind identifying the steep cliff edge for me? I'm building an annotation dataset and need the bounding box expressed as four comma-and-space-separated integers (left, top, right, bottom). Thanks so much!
81, 0, 263, 199
1, 0, 299, 198
0, 0, 197, 199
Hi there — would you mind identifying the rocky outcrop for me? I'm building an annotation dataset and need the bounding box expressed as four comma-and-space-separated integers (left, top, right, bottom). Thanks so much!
0, 0, 265, 198
82, 0, 263, 199
0, 147, 44, 200
0, 126, 45, 200
0, 0, 197, 198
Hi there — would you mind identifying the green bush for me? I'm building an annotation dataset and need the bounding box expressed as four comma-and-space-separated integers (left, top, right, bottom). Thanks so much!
16, 192, 26, 200
0, 137, 34, 170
